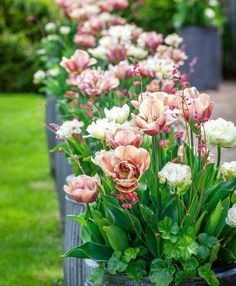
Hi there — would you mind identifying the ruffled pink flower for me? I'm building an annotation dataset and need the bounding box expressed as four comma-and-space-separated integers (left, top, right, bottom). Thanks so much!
77, 68, 119, 97
64, 174, 101, 203
74, 33, 96, 48
106, 127, 143, 148
106, 44, 128, 62
60, 50, 96, 75
140, 32, 163, 53
108, 0, 129, 10
100, 145, 150, 193
181, 87, 213, 123
109, 61, 131, 79
147, 79, 175, 93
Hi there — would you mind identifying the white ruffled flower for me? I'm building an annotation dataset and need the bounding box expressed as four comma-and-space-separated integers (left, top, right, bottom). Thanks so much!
204, 118, 236, 148
104, 104, 130, 124
86, 118, 117, 140
47, 34, 59, 41
164, 33, 183, 48
158, 162, 192, 194
59, 26, 71, 35
204, 8, 215, 19
221, 161, 236, 181
91, 150, 106, 166
89, 46, 107, 59
48, 67, 60, 77
56, 119, 84, 139
45, 22, 57, 33
33, 70, 46, 84
226, 204, 236, 227
128, 46, 148, 59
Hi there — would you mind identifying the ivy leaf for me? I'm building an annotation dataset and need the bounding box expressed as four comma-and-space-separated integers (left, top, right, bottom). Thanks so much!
126, 259, 147, 282
149, 259, 175, 286
88, 263, 105, 285
123, 247, 140, 263
107, 251, 127, 275
158, 217, 179, 242
198, 263, 219, 286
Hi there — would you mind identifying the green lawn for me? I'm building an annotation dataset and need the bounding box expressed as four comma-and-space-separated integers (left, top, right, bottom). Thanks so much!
0, 94, 63, 286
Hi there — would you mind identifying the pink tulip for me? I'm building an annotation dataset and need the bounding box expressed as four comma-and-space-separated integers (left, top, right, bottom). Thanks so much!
77, 68, 119, 97
106, 44, 128, 62
64, 174, 101, 203
109, 61, 131, 79
108, 0, 129, 10
74, 33, 96, 48
141, 32, 163, 53
100, 146, 150, 193
60, 50, 97, 75
106, 127, 143, 148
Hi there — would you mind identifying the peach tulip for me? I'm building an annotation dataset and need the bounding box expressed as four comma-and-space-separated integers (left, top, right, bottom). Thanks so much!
100, 146, 150, 193
64, 174, 101, 203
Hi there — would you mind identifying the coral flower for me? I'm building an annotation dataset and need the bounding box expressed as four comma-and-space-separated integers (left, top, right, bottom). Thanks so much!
100, 146, 150, 193
64, 175, 101, 203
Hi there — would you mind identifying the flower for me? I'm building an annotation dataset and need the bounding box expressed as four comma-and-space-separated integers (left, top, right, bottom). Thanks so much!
132, 96, 176, 136
128, 46, 148, 59
226, 204, 236, 227
33, 70, 46, 84
91, 150, 107, 166
106, 44, 128, 62
221, 161, 236, 181
164, 33, 183, 48
204, 8, 215, 19
77, 68, 119, 97
181, 87, 213, 123
45, 22, 57, 33
158, 162, 192, 194
64, 174, 101, 203
48, 67, 60, 77
60, 50, 97, 75
106, 126, 143, 148
109, 61, 131, 79
100, 145, 150, 193
74, 33, 96, 48
59, 26, 71, 34
104, 104, 130, 124
56, 119, 84, 139
86, 118, 117, 140
137, 32, 163, 52
204, 118, 236, 148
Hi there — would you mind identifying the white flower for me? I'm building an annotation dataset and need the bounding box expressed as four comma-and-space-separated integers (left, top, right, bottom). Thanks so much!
88, 46, 107, 59
47, 34, 59, 41
128, 46, 148, 59
56, 119, 84, 139
226, 204, 236, 227
164, 33, 183, 48
45, 22, 57, 33
204, 8, 215, 19
59, 26, 71, 35
209, 0, 218, 6
86, 118, 117, 140
33, 70, 46, 84
91, 150, 106, 166
221, 161, 236, 181
104, 104, 130, 124
158, 162, 192, 194
204, 118, 236, 148
36, 49, 46, 55
48, 67, 60, 77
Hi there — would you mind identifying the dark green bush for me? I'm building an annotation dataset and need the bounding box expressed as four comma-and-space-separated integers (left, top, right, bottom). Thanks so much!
0, 0, 58, 92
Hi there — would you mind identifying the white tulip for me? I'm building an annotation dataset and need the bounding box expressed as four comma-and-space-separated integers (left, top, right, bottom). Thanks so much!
226, 204, 236, 227
45, 22, 57, 33
56, 119, 84, 139
158, 162, 192, 194
86, 118, 117, 140
164, 33, 183, 48
221, 161, 236, 181
104, 104, 130, 124
204, 118, 236, 148
33, 70, 46, 84
59, 26, 71, 35
91, 150, 106, 166
48, 68, 60, 77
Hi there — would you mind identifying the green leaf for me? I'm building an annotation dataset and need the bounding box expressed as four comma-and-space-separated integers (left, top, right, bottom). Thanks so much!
198, 263, 219, 286
103, 225, 129, 251
123, 247, 140, 263
107, 251, 127, 275
126, 259, 147, 282
149, 259, 175, 286
140, 204, 157, 229
145, 226, 157, 257
88, 263, 105, 285
158, 217, 179, 242
63, 242, 113, 261
205, 201, 222, 236
176, 235, 198, 261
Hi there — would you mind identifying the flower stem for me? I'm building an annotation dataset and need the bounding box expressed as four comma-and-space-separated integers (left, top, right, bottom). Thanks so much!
214, 145, 221, 180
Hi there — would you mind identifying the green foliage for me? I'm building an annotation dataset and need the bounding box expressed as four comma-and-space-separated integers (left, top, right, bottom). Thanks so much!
107, 251, 128, 274
88, 263, 105, 285
198, 263, 219, 286
149, 258, 175, 286
0, 0, 58, 92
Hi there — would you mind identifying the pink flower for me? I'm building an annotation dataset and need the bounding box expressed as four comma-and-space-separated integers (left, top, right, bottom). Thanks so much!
60, 50, 96, 75
138, 32, 163, 53
64, 174, 101, 203
181, 87, 213, 123
109, 61, 131, 79
106, 126, 143, 148
74, 33, 96, 48
100, 145, 150, 193
108, 0, 129, 10
77, 68, 119, 97
106, 44, 128, 62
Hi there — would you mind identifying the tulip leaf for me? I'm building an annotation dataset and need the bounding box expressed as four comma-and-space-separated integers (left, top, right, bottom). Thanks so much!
63, 242, 113, 261
205, 201, 223, 236
103, 225, 129, 251
198, 263, 219, 286
87, 218, 105, 244
140, 204, 156, 229
145, 226, 157, 257
149, 258, 175, 286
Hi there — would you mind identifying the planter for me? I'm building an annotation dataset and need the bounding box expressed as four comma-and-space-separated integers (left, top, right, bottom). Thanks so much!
85, 261, 236, 286
64, 195, 87, 286
180, 26, 222, 90
45, 94, 58, 177
55, 154, 73, 227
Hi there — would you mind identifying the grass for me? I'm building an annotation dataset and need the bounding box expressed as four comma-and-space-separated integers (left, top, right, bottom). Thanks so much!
0, 94, 63, 286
